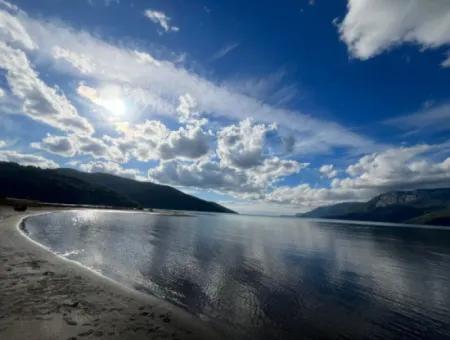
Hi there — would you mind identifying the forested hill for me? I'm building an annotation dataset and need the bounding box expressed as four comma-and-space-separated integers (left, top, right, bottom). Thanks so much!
0, 162, 235, 214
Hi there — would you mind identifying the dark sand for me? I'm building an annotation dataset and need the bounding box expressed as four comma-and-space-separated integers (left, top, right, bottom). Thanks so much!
0, 207, 221, 340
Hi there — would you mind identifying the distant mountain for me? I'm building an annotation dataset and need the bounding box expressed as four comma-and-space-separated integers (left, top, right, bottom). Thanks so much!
299, 202, 366, 219
297, 188, 450, 226
0, 162, 235, 214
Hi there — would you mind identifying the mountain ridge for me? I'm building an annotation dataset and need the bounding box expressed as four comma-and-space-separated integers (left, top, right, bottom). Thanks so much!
0, 162, 235, 214
298, 188, 450, 226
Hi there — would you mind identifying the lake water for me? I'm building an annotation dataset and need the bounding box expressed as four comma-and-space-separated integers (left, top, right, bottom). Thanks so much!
23, 210, 450, 339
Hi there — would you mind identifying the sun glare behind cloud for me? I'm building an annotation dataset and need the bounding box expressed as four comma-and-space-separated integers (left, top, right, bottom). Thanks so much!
100, 97, 126, 116
77, 84, 127, 117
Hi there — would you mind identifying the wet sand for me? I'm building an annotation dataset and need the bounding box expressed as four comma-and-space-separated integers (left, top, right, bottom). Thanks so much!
0, 207, 221, 340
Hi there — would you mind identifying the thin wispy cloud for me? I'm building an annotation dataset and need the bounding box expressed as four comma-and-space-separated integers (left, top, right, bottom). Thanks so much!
386, 102, 450, 134
211, 42, 239, 61
144, 9, 179, 33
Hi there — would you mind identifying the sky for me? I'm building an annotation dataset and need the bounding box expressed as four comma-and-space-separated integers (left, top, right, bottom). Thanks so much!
0, 0, 450, 215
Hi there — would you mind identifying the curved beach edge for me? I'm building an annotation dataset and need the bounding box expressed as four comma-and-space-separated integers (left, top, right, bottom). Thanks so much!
0, 208, 223, 340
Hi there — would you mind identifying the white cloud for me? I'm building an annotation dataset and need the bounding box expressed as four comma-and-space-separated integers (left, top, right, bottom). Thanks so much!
107, 120, 168, 162
0, 150, 58, 168
159, 124, 211, 160
217, 119, 276, 169
144, 9, 179, 33
320, 164, 337, 178
149, 118, 305, 198
0, 139, 6, 148
266, 184, 367, 209
134, 50, 161, 67
335, 144, 450, 190
31, 134, 76, 157
442, 51, 450, 67
78, 160, 141, 179
52, 46, 95, 74
0, 87, 4, 98
91, 92, 211, 163
8, 7, 374, 155
103, 117, 211, 162
176, 93, 202, 124
30, 132, 129, 163
74, 134, 126, 163
339, 0, 450, 65
386, 102, 450, 133
267, 144, 450, 211
149, 157, 303, 198
0, 1, 18, 12
0, 9, 35, 49
0, 41, 94, 135
149, 159, 246, 193
247, 157, 304, 194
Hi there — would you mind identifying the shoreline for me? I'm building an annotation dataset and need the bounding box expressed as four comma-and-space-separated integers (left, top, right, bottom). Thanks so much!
0, 207, 222, 340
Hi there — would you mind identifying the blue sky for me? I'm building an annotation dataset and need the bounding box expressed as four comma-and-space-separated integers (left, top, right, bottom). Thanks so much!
1, 0, 450, 214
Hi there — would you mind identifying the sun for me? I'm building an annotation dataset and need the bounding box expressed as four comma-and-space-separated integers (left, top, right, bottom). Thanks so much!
101, 97, 126, 116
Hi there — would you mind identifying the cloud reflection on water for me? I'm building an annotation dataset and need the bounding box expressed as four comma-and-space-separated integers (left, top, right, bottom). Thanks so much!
25, 211, 450, 339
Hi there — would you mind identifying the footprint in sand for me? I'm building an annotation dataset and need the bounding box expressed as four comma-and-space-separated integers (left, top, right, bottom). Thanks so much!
63, 316, 77, 326
78, 329, 94, 337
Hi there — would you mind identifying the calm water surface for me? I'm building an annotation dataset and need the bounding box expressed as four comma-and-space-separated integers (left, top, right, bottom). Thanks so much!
23, 210, 450, 339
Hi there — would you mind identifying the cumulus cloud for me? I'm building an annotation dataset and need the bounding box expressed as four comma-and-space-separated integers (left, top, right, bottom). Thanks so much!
31, 134, 76, 157
267, 144, 450, 210
339, 0, 450, 65
74, 134, 126, 163
150, 119, 305, 197
266, 184, 367, 209
0, 87, 4, 98
144, 9, 179, 33
78, 160, 141, 179
30, 132, 130, 163
0, 41, 94, 134
335, 144, 450, 190
149, 157, 302, 197
0, 150, 58, 168
103, 117, 211, 162
149, 159, 246, 192
95, 92, 211, 162
176, 93, 202, 124
319, 164, 337, 178
217, 119, 276, 169
159, 125, 211, 160
109, 120, 168, 161
0, 140, 6, 148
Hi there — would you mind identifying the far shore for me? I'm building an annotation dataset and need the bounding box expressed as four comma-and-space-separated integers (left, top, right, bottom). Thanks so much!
0, 206, 222, 340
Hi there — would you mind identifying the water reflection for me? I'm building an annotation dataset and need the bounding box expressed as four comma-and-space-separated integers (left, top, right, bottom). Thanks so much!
23, 211, 450, 339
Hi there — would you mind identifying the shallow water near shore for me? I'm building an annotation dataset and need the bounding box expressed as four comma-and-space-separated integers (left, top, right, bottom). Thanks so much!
23, 210, 450, 339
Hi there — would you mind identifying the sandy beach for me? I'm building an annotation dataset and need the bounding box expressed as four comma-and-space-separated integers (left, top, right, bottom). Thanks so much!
0, 207, 221, 340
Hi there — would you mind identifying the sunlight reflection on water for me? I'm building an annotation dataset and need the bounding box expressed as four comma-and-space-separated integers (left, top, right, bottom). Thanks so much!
24, 210, 450, 339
